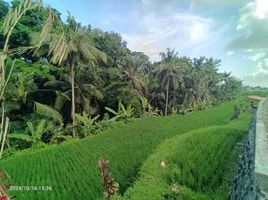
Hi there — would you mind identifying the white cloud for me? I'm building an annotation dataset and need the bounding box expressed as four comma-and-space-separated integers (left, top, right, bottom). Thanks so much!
246, 49, 253, 52
247, 51, 266, 61
254, 0, 268, 19
229, 0, 268, 86
236, 0, 268, 31
236, 2, 254, 30
190, 0, 249, 9
123, 12, 213, 61
242, 50, 268, 86
189, 22, 207, 42
229, 0, 268, 51
226, 51, 234, 56
244, 61, 268, 86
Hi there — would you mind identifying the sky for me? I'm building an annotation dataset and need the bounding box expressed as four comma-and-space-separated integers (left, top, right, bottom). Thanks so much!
7, 0, 268, 86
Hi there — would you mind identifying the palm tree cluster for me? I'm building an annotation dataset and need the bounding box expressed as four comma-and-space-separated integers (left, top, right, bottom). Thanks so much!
0, 0, 242, 152
150, 49, 242, 115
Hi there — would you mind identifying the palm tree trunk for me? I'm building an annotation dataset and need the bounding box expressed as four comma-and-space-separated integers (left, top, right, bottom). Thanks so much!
165, 76, 170, 116
0, 116, 9, 159
70, 60, 76, 137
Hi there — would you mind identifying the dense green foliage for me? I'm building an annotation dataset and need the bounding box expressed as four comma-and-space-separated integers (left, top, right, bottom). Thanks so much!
113, 115, 250, 200
0, 101, 241, 199
0, 0, 245, 155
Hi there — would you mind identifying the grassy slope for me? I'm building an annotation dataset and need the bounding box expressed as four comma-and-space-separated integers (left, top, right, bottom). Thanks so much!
1, 102, 241, 199
113, 114, 250, 200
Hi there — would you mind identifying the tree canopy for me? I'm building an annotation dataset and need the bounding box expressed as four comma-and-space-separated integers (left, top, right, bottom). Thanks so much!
0, 0, 243, 152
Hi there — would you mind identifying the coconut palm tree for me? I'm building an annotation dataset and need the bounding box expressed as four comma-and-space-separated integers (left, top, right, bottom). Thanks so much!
35, 12, 107, 137
119, 55, 147, 97
155, 48, 182, 116
44, 68, 104, 116
192, 57, 221, 105
182, 71, 203, 110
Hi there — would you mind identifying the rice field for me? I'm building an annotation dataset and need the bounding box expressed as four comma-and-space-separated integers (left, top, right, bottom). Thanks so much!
0, 101, 250, 199
113, 115, 250, 200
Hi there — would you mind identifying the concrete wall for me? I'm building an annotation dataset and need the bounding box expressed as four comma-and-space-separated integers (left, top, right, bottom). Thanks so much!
255, 98, 268, 199
230, 115, 257, 200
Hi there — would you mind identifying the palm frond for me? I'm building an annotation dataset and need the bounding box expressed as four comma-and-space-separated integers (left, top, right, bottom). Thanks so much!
35, 8, 58, 49
81, 84, 104, 100
105, 107, 118, 115
8, 133, 33, 143
81, 95, 92, 114
44, 80, 70, 90
48, 33, 70, 65
82, 42, 107, 64
2, 0, 42, 39
54, 91, 70, 111
34, 102, 63, 124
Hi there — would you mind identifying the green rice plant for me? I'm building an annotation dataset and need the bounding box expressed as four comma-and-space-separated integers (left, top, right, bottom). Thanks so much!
113, 115, 250, 200
0, 101, 248, 199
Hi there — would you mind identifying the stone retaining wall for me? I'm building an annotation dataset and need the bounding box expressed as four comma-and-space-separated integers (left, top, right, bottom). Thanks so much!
230, 114, 257, 200
230, 98, 268, 200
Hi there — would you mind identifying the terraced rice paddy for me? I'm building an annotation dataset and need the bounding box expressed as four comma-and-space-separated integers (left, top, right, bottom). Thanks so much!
114, 116, 250, 200
0, 101, 250, 199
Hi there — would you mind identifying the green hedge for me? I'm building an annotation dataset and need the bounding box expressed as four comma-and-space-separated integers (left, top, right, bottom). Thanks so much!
0, 102, 242, 199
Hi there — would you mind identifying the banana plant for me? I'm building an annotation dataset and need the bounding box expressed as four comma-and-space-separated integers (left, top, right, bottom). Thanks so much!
140, 96, 159, 117
8, 119, 47, 145
105, 101, 134, 121
171, 107, 178, 116
74, 112, 99, 137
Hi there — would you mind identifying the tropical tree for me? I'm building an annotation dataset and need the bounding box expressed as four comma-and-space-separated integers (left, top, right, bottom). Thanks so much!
44, 65, 104, 117
131, 51, 152, 75
119, 55, 147, 97
217, 72, 242, 100
89, 30, 130, 67
182, 70, 203, 110
0, 0, 42, 159
35, 12, 107, 137
155, 48, 183, 116
192, 57, 221, 105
